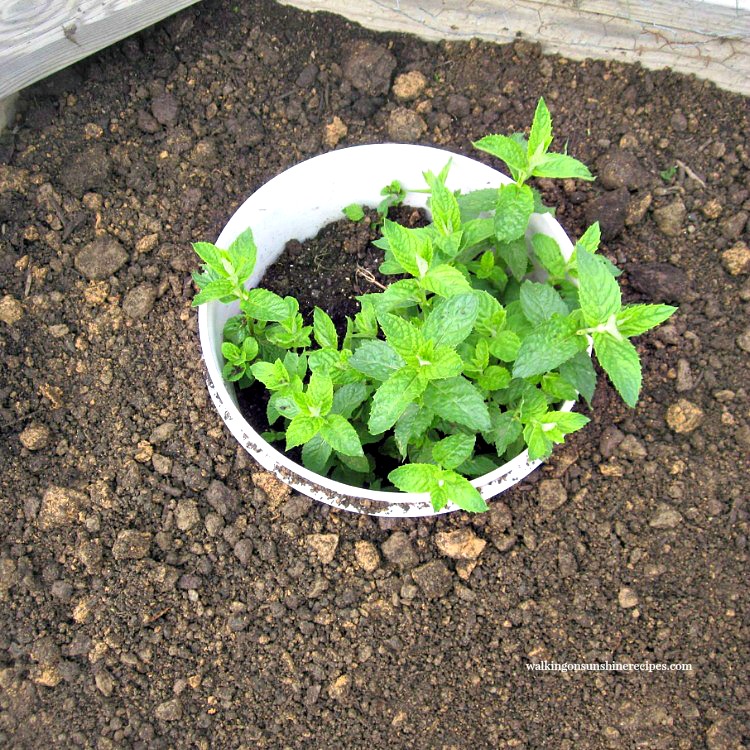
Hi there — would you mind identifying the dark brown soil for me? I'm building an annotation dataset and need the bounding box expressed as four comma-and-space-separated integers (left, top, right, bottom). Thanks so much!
1, 1, 749, 748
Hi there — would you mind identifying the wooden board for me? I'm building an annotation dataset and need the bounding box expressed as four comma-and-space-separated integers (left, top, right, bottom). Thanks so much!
0, 0, 201, 100
279, 0, 750, 96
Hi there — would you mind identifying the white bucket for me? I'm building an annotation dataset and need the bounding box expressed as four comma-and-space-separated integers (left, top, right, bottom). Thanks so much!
198, 144, 577, 516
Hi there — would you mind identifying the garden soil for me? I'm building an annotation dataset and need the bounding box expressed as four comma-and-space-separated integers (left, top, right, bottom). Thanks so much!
1, 0, 749, 747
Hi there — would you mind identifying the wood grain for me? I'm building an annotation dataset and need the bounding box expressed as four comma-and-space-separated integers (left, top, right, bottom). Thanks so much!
280, 0, 750, 95
0, 0, 201, 99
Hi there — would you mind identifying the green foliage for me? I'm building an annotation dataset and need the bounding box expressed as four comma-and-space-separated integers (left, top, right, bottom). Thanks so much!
191, 98, 676, 513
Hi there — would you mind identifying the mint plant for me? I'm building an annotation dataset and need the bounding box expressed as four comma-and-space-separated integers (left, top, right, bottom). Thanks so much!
193, 98, 676, 513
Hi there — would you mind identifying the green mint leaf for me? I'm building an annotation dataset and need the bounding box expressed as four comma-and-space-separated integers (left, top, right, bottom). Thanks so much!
301, 433, 332, 475
541, 372, 578, 402
544, 410, 590, 435
422, 293, 479, 348
331, 382, 370, 418
338, 452, 371, 474
388, 463, 440, 493
313, 307, 338, 349
419, 346, 464, 381
394, 404, 434, 458
513, 315, 586, 378
528, 97, 553, 160
348, 339, 405, 381
593, 332, 642, 408
423, 377, 491, 431
520, 280, 569, 325
576, 222, 601, 254
488, 330, 521, 362
531, 233, 566, 277
517, 385, 549, 423
576, 247, 621, 326
472, 135, 529, 182
221, 342, 241, 363
242, 337, 259, 361
438, 471, 488, 513
343, 203, 365, 222
421, 264, 472, 297
242, 288, 291, 322
286, 414, 323, 450
460, 217, 495, 248
250, 359, 290, 390
477, 365, 511, 391
320, 413, 364, 457
497, 238, 529, 281
192, 278, 236, 306
227, 227, 257, 282
379, 313, 424, 358
616, 304, 677, 337
192, 242, 227, 276
475, 291, 507, 334
424, 168, 461, 235
362, 279, 422, 314
532, 152, 594, 181
494, 183, 534, 245
558, 351, 597, 405
432, 434, 475, 470
305, 372, 333, 416
488, 410, 523, 454
524, 422, 553, 461
368, 367, 428, 434
456, 454, 499, 478
381, 219, 433, 278
457, 189, 498, 221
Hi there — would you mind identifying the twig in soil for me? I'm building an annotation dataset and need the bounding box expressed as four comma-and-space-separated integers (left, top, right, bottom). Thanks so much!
355, 266, 386, 290
675, 159, 706, 188
143, 607, 171, 625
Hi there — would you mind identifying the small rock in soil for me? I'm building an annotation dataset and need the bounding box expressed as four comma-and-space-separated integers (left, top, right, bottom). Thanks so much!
354, 540, 380, 572
537, 479, 567, 513
653, 199, 686, 237
435, 529, 486, 560
341, 40, 396, 95
323, 116, 348, 148
75, 236, 128, 280
737, 327, 750, 353
58, 145, 112, 196
305, 533, 339, 564
137, 109, 160, 133
599, 425, 625, 458
225, 115, 265, 148
618, 587, 639, 608
175, 499, 200, 532
649, 503, 683, 529
719, 210, 748, 240
628, 262, 691, 303
701, 198, 723, 220
150, 422, 176, 444
676, 358, 695, 392
122, 283, 156, 319
557, 544, 578, 577
596, 150, 651, 190
666, 399, 704, 433
95, 670, 114, 697
381, 531, 418, 568
280, 494, 312, 520
38, 486, 86, 529
412, 561, 453, 599
112, 530, 152, 560
706, 717, 743, 750
151, 93, 180, 126
251, 471, 291, 505
392, 70, 427, 101
446, 93, 471, 118
328, 674, 351, 702
617, 434, 647, 461
0, 295, 23, 325
721, 242, 750, 275
154, 698, 182, 721
20, 422, 50, 450
487, 501, 512, 531
585, 186, 629, 240
233, 538, 253, 566
387, 107, 427, 142
625, 191, 652, 226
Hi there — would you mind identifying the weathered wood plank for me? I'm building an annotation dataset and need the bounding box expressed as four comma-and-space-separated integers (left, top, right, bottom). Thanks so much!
0, 0, 201, 100
279, 0, 750, 95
